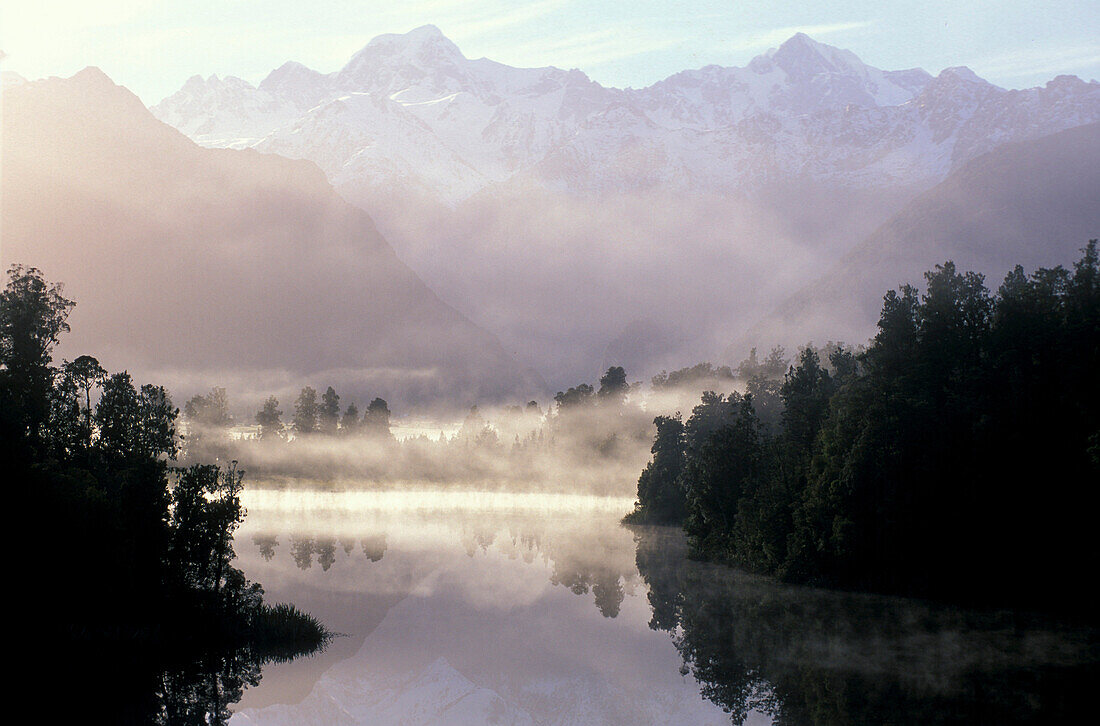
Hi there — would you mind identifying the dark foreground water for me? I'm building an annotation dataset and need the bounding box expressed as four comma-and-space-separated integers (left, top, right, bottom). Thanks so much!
213, 489, 1096, 725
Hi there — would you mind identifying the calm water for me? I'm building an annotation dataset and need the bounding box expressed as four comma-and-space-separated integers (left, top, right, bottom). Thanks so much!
219, 488, 1096, 725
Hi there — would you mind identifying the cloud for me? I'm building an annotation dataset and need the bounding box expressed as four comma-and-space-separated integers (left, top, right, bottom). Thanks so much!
968, 43, 1100, 82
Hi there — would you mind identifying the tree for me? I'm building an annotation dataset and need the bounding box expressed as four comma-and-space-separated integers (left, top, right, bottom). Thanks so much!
363, 397, 392, 439
95, 372, 143, 460
255, 396, 285, 441
168, 462, 254, 607
319, 386, 340, 435
630, 414, 687, 524
46, 365, 84, 458
598, 366, 629, 405
652, 363, 736, 391
184, 387, 232, 429
139, 384, 180, 460
340, 402, 360, 434
736, 346, 788, 431
0, 264, 75, 442
683, 395, 764, 559
95, 372, 178, 461
61, 355, 107, 452
780, 348, 833, 452
293, 386, 319, 436
554, 383, 594, 410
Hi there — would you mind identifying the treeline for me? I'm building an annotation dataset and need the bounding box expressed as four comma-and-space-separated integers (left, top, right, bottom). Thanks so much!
0, 265, 327, 721
629, 242, 1100, 611
178, 365, 654, 492
185, 384, 394, 446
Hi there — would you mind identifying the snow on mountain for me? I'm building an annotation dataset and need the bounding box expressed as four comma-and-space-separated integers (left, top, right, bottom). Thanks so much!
151, 27, 1100, 207
152, 73, 300, 148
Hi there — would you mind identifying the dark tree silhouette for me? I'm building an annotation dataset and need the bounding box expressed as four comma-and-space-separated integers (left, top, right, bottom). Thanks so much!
292, 386, 319, 436
598, 365, 629, 404
319, 386, 340, 435
637, 242, 1100, 612
255, 396, 285, 441
0, 264, 75, 443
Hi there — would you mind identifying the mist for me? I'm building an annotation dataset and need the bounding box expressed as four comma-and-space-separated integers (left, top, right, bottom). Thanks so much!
5, 21, 1098, 724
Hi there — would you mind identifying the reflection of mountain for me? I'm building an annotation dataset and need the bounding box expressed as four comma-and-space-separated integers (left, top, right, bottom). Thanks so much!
631, 526, 1099, 725
232, 550, 728, 725
1, 69, 541, 409
231, 494, 727, 723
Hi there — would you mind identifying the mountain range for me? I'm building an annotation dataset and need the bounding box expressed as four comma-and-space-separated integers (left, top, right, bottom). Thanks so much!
149, 27, 1100, 383
153, 25, 1100, 206
5, 27, 1098, 396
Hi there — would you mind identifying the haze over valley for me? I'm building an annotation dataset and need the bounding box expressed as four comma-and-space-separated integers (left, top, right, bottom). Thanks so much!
3, 6, 1099, 724
147, 26, 1100, 386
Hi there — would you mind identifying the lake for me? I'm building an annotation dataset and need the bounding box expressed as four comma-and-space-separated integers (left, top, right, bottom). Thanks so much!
219, 488, 1097, 725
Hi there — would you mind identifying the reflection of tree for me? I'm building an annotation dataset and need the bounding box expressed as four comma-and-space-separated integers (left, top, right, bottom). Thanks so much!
630, 525, 1098, 725
60, 629, 324, 726
156, 649, 262, 725
462, 527, 497, 557
290, 537, 315, 570
269, 533, 389, 569
316, 537, 337, 571
456, 519, 636, 618
592, 573, 624, 618
253, 535, 278, 561
361, 534, 387, 562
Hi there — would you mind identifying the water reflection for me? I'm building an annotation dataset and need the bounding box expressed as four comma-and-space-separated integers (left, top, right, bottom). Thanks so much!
224, 489, 1097, 724
632, 526, 1099, 725
230, 489, 726, 723
59, 634, 323, 725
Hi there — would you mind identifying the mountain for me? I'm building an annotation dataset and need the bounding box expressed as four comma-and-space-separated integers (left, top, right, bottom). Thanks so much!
730, 122, 1100, 356
143, 28, 1100, 387
1, 68, 542, 411
152, 27, 1100, 206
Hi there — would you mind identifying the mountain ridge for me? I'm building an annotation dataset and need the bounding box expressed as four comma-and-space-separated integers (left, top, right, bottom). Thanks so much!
151, 27, 1100, 207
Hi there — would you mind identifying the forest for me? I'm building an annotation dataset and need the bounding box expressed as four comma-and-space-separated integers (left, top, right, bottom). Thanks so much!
0, 264, 328, 723
628, 242, 1100, 612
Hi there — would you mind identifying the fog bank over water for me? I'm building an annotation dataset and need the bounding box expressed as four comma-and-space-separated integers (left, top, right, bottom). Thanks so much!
180, 378, 755, 497
230, 489, 752, 724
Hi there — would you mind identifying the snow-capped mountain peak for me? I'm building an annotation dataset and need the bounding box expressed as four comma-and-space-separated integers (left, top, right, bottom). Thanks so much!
151, 27, 1100, 205
768, 32, 867, 79
336, 24, 469, 94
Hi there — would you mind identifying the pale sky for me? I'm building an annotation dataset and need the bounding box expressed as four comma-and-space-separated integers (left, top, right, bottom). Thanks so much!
2, 0, 1098, 105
